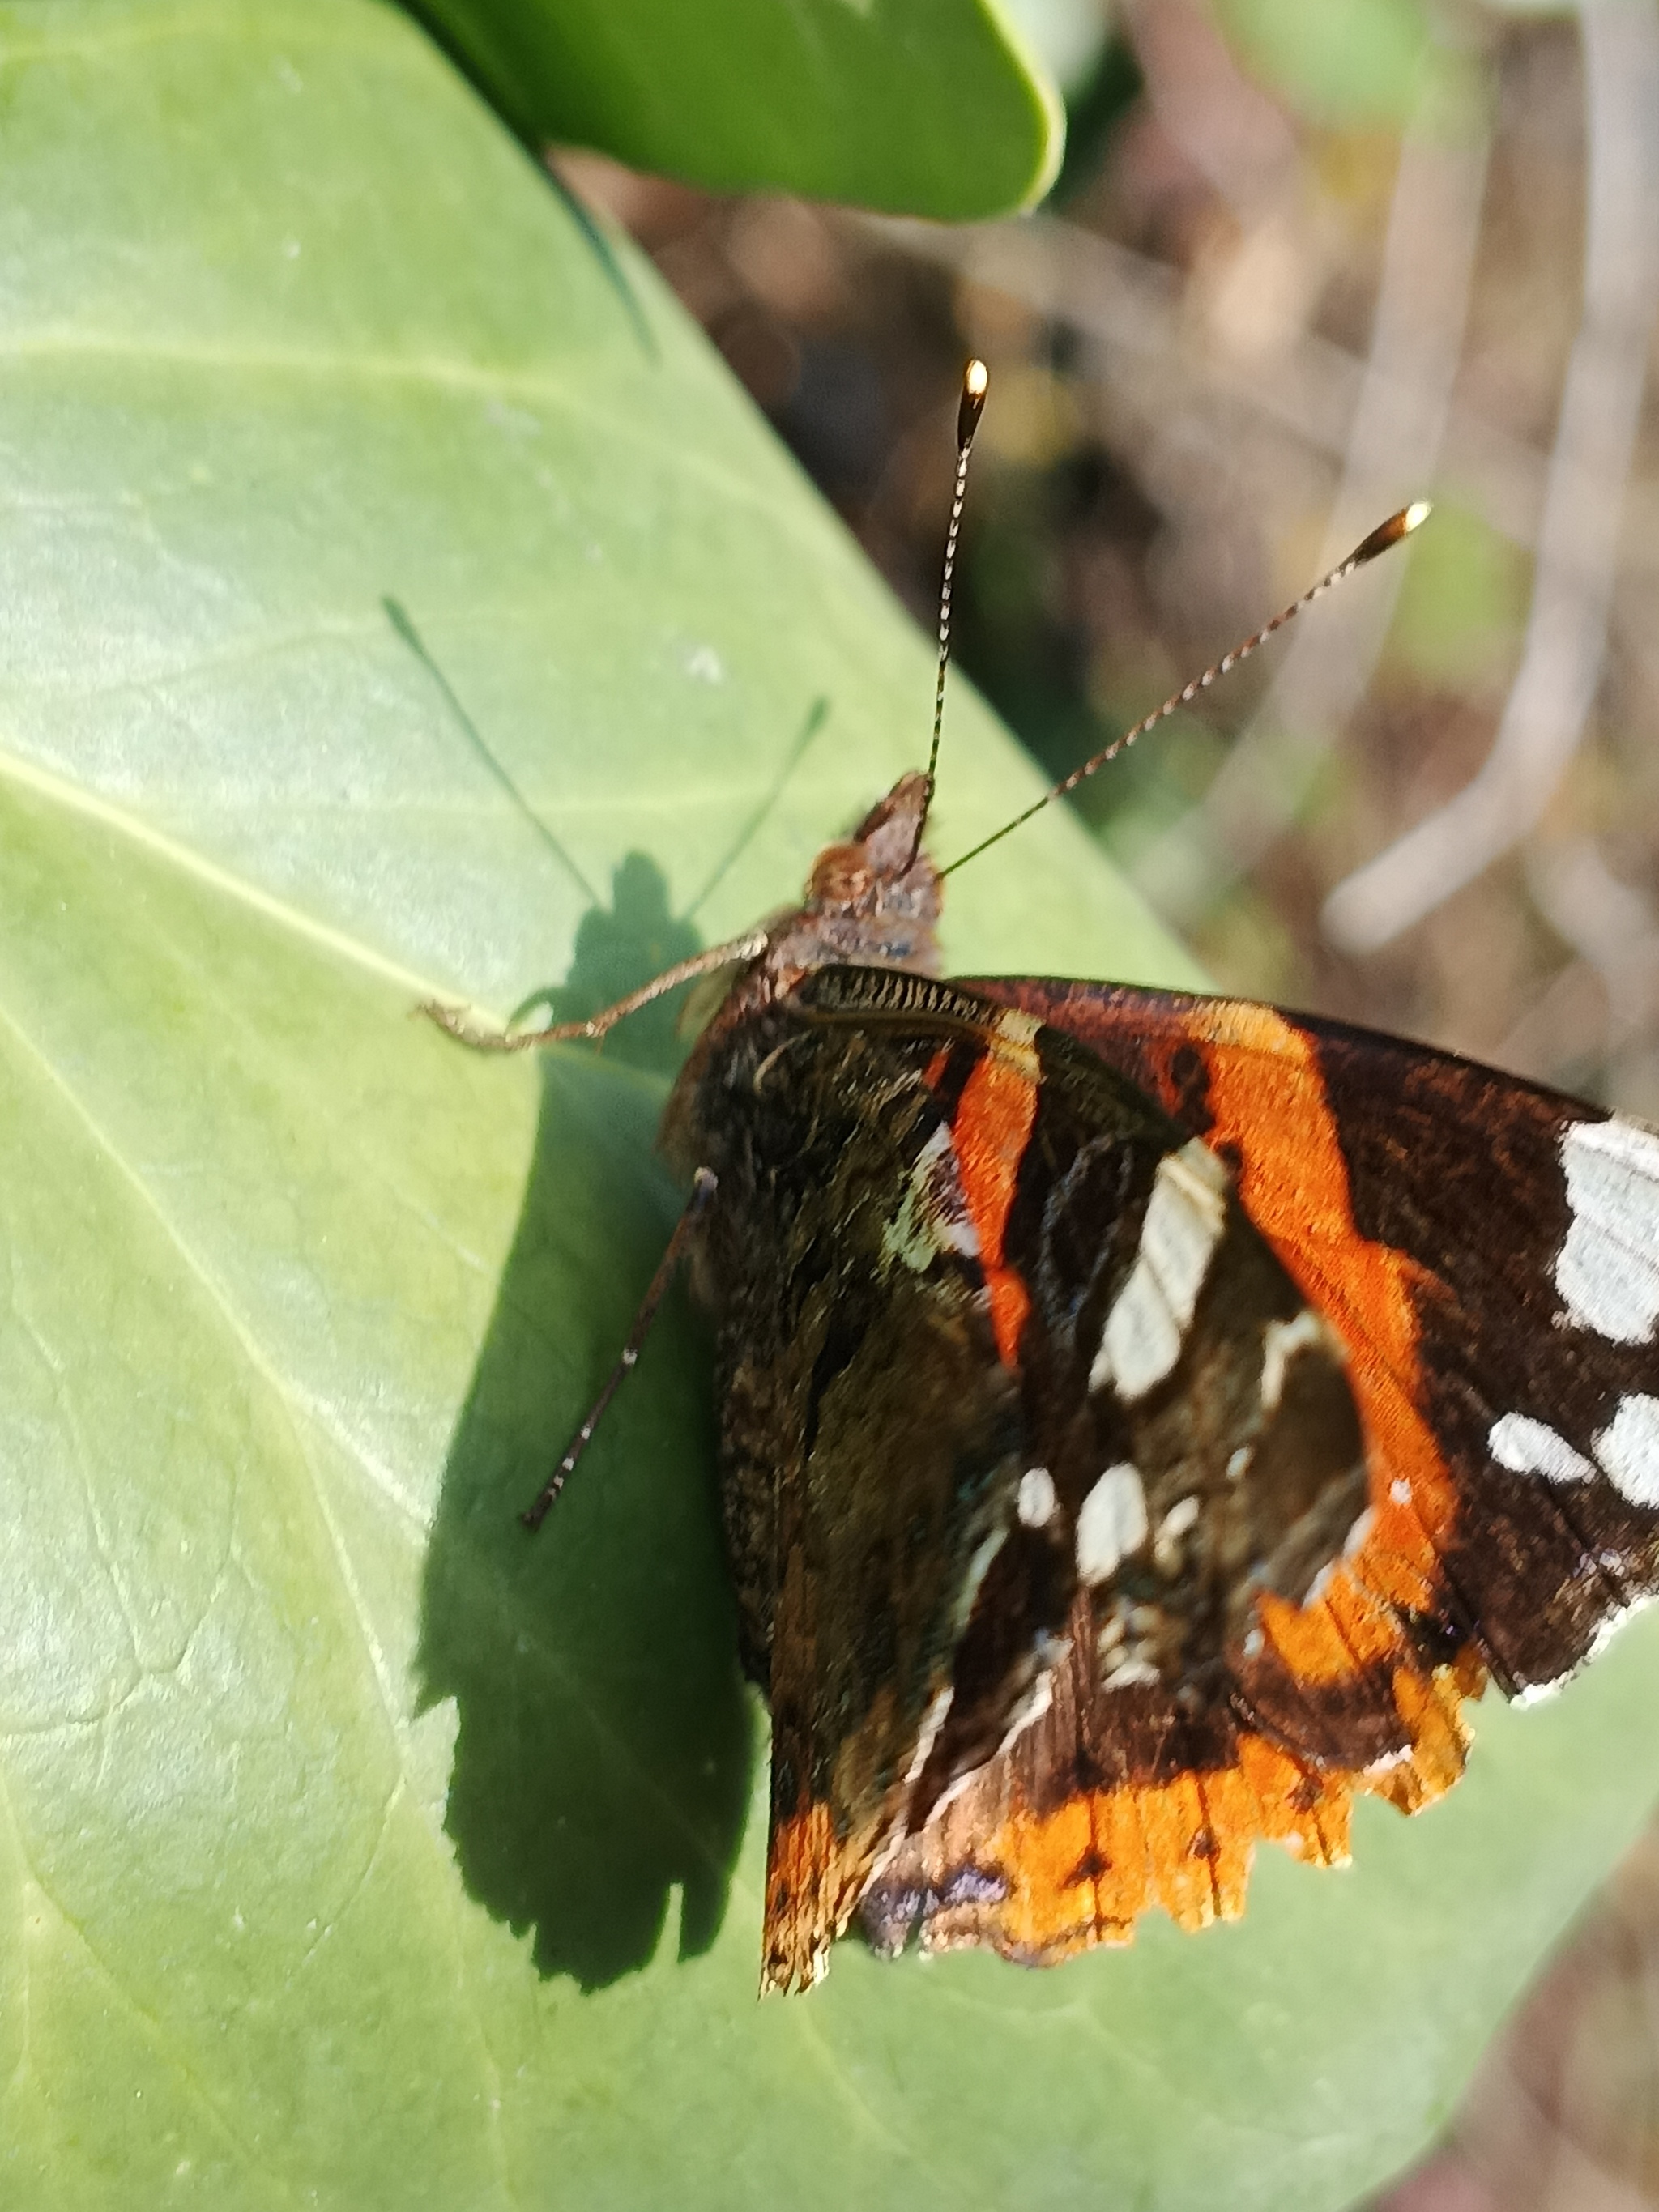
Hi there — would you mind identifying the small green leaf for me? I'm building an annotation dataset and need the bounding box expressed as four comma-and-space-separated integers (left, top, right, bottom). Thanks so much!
2, 5, 1657, 2209
1387, 501, 1529, 688
408, 0, 1065, 216
1215, 0, 1431, 126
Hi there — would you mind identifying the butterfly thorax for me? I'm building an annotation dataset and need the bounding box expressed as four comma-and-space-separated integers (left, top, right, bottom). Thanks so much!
696, 766, 938, 1012
661, 770, 940, 1164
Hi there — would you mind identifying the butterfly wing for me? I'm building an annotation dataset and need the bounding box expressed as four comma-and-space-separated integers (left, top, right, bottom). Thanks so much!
863, 980, 1659, 1964
684, 967, 1394, 1984
681, 983, 1063, 1992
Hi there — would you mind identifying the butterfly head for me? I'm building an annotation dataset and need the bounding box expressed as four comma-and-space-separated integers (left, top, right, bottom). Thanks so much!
798, 770, 942, 972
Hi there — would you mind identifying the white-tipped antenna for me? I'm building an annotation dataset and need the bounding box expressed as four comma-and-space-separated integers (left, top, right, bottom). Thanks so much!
908, 358, 989, 866
941, 500, 1433, 878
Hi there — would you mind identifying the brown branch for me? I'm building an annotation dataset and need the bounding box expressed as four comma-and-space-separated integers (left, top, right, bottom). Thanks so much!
1323, 0, 1659, 953
1185, 66, 1494, 899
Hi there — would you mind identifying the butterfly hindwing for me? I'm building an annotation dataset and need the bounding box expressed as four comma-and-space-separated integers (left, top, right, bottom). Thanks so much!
680, 980, 1059, 1990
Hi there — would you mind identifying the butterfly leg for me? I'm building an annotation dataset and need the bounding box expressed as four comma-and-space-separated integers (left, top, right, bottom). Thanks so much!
522, 1167, 719, 1531
420, 932, 770, 1055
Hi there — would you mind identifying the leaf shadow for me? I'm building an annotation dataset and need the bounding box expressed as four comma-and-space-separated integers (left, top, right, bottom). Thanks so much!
416, 853, 754, 1989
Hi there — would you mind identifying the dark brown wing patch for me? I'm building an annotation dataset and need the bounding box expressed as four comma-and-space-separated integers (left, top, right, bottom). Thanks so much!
681, 988, 1058, 1991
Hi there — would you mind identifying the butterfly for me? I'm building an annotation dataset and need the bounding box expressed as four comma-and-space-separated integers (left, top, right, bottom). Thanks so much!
429, 364, 1659, 1994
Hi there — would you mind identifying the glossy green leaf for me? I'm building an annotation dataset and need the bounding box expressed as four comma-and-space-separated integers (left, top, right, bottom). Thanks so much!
408, 0, 1064, 217
2, 4, 1657, 2208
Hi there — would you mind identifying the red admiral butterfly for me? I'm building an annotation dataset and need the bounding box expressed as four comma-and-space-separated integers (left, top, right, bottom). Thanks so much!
430, 364, 1659, 1995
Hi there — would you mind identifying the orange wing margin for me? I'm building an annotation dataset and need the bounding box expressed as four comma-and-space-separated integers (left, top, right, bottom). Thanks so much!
867, 1591, 1486, 1964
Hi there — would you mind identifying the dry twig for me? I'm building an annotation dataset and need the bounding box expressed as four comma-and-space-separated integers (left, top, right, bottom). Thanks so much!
1324, 0, 1659, 953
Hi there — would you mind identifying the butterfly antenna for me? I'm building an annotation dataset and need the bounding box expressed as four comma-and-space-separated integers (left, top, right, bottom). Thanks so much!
940, 500, 1432, 879
907, 357, 989, 867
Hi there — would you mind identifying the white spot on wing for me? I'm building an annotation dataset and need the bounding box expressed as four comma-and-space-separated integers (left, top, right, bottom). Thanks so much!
994, 1008, 1042, 1050
1089, 1140, 1229, 1402
1512, 1594, 1653, 1703
1158, 1495, 1200, 1543
1076, 1463, 1149, 1584
1557, 1117, 1659, 1343
987, 1007, 1043, 1082
898, 1686, 953, 1790
993, 1667, 1055, 1758
1594, 1394, 1659, 1507
1017, 1467, 1057, 1527
948, 1525, 1008, 1642
1153, 1494, 1199, 1574
1363, 1745, 1414, 1778
1260, 1309, 1329, 1411
882, 1123, 979, 1275
1489, 1413, 1594, 1485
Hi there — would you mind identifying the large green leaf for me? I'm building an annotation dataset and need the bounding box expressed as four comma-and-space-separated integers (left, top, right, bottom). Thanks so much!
2, 3, 1657, 2207
408, 0, 1064, 216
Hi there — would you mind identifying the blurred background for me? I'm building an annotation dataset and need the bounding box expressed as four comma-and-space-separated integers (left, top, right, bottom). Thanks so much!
556, 0, 1659, 2202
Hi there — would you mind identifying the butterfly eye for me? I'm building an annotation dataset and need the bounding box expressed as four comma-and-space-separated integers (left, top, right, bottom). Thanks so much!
808, 844, 871, 908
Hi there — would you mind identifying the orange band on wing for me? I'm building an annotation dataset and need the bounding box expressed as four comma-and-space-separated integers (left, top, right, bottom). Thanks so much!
952, 1029, 1039, 1368
1177, 1002, 1459, 1629
870, 1675, 1482, 1969
880, 1724, 1374, 1965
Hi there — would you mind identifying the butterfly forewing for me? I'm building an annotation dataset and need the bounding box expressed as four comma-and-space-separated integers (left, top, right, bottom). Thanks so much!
858, 979, 1659, 1969
983, 983, 1659, 1690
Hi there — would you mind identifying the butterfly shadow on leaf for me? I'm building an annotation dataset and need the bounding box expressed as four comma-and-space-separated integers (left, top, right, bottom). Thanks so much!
416, 854, 755, 1990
